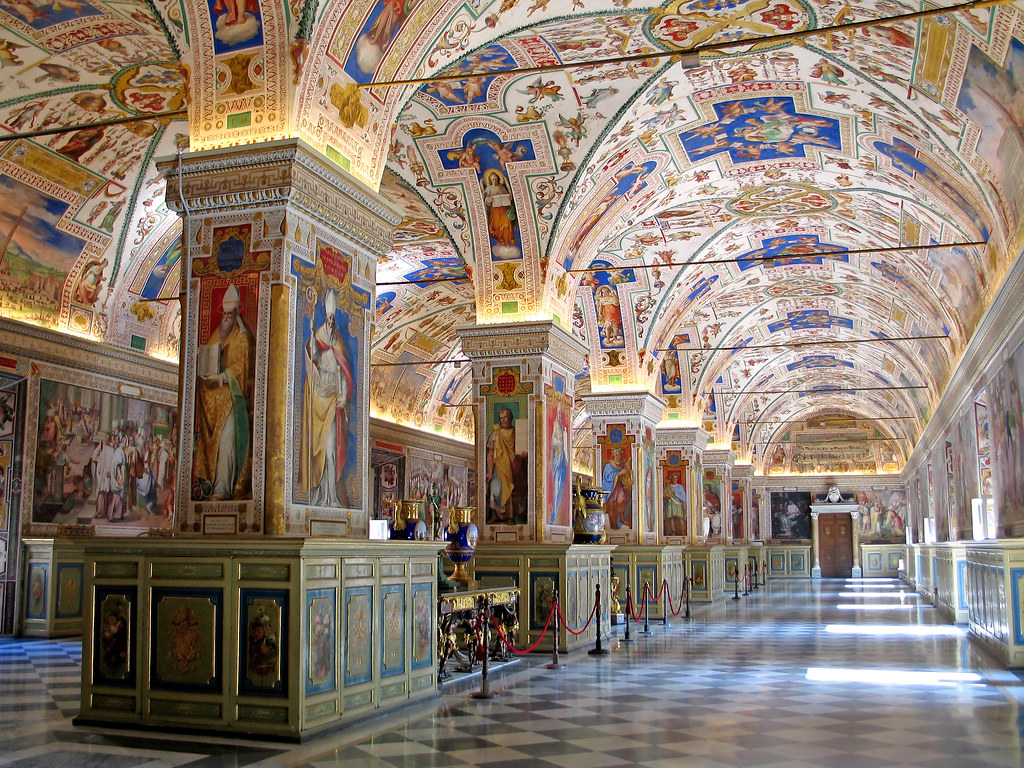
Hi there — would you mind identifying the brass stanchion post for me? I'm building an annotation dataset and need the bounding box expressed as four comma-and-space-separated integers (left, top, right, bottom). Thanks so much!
471, 595, 495, 699
663, 581, 669, 626
588, 583, 609, 656
545, 588, 565, 669
685, 576, 691, 619
641, 584, 651, 634
623, 584, 633, 642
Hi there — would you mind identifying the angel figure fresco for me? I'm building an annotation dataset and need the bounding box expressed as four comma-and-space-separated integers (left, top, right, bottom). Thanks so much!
213, 0, 262, 47
594, 285, 624, 346
355, 0, 418, 75
520, 77, 562, 103
482, 168, 519, 258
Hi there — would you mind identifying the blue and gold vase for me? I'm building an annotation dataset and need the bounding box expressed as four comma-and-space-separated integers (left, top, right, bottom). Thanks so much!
445, 506, 478, 589
573, 481, 608, 544
391, 499, 427, 540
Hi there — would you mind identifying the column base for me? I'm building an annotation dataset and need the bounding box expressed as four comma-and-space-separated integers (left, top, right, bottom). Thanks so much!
851, 565, 862, 578
811, 566, 822, 579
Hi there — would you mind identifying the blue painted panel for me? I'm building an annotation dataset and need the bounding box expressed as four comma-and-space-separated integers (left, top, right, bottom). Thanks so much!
1011, 569, 1024, 646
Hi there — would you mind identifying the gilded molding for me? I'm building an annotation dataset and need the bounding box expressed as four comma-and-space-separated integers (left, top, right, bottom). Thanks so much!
655, 426, 710, 452
458, 320, 587, 371
581, 391, 666, 425
370, 418, 475, 462
157, 139, 401, 256
0, 318, 177, 391
702, 448, 737, 467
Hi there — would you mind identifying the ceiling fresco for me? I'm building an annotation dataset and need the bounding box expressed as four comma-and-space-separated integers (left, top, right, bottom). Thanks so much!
1, 0, 1023, 475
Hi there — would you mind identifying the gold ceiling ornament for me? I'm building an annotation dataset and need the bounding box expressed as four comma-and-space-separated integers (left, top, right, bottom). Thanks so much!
330, 82, 368, 129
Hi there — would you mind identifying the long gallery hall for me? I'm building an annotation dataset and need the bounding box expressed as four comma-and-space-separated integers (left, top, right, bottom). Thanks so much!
2, 578, 1022, 768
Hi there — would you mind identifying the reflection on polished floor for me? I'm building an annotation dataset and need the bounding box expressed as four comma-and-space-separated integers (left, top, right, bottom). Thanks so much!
2, 578, 1023, 767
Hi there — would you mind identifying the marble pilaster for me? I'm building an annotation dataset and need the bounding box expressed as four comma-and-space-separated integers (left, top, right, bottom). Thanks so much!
581, 391, 666, 545
158, 138, 400, 537
458, 320, 586, 544
701, 447, 736, 544
655, 426, 708, 546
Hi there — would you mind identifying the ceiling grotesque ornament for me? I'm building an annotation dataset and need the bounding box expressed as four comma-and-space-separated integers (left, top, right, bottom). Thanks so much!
181, 0, 292, 149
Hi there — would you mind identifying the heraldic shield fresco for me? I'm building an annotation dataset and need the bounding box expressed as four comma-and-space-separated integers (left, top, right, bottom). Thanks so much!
2, 0, 1024, 534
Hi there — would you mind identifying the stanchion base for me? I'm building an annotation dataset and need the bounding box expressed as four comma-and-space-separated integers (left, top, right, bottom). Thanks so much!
470, 691, 496, 699
544, 662, 566, 669
731, 595, 741, 600
587, 648, 610, 656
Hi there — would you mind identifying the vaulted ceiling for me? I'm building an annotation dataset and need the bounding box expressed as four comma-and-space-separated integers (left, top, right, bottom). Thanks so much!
1, 0, 1021, 476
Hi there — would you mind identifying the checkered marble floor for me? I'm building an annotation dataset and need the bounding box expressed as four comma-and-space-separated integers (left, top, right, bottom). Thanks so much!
3, 579, 1024, 767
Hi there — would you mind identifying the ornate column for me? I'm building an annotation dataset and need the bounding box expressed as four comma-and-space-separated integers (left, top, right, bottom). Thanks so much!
811, 511, 822, 578
851, 510, 863, 577
731, 464, 754, 544
700, 447, 736, 544
584, 391, 680, 618
459, 321, 609, 653
158, 138, 400, 537
458, 320, 586, 543
655, 426, 708, 545
581, 391, 666, 546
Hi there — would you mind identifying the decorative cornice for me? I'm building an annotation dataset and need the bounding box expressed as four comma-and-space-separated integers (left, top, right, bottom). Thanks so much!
655, 425, 710, 452
702, 448, 737, 467
458, 320, 588, 372
156, 138, 402, 256
581, 390, 666, 425
751, 475, 903, 491
370, 417, 475, 462
0, 318, 178, 390
732, 464, 755, 479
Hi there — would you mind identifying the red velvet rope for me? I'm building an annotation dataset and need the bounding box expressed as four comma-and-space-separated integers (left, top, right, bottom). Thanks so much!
625, 586, 647, 622
490, 598, 556, 655
661, 579, 682, 617
554, 594, 598, 636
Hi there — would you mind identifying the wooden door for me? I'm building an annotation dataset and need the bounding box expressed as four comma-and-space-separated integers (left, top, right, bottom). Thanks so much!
818, 514, 854, 578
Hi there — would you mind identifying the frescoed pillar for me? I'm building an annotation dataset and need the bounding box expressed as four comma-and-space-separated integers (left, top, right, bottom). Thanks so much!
655, 426, 708, 546
581, 392, 666, 546
731, 464, 754, 544
458, 320, 587, 543
811, 511, 822, 577
159, 139, 400, 536
701, 447, 735, 543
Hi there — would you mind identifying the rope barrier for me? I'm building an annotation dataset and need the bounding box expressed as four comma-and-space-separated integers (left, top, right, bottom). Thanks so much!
490, 596, 556, 655
471, 595, 495, 699
488, 584, 601, 656
625, 585, 646, 623
685, 574, 691, 619
661, 579, 681, 617
554, 595, 598, 636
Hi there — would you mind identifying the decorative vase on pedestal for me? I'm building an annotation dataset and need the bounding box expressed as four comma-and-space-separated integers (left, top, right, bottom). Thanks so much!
445, 506, 479, 589
573, 479, 608, 544
391, 499, 427, 540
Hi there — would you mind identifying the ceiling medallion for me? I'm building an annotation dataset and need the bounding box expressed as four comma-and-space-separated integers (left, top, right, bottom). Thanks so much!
726, 182, 837, 217
764, 278, 841, 297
